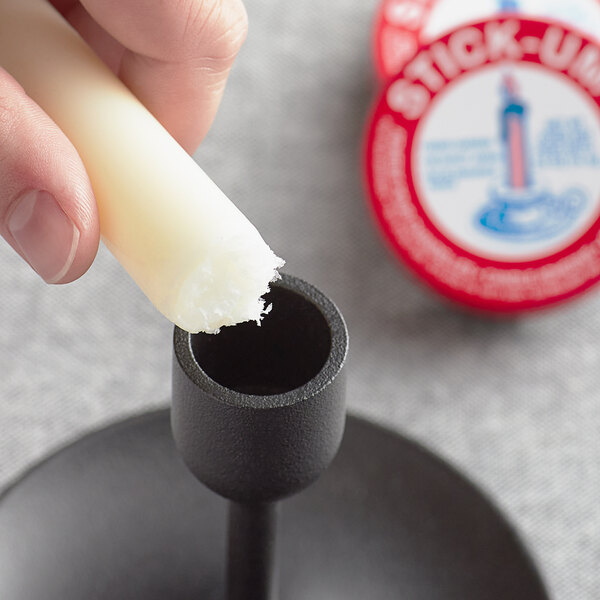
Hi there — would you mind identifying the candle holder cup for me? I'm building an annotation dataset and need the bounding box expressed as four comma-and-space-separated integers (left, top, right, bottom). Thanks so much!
171, 275, 347, 505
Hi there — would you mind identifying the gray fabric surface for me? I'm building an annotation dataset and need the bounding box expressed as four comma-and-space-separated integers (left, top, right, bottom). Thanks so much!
0, 1, 598, 598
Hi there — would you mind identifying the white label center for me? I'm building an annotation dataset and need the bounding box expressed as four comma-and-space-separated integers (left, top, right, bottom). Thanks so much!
413, 62, 600, 262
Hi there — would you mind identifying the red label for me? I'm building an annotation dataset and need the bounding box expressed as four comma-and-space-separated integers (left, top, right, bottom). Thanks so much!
373, 0, 600, 81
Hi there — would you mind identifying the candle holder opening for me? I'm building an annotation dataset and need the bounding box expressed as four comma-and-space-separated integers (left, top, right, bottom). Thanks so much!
190, 285, 332, 396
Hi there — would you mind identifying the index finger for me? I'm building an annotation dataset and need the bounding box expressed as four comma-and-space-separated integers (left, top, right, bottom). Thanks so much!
51, 0, 248, 153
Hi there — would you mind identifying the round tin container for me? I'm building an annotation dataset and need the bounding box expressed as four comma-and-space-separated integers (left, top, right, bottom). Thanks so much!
365, 18, 600, 312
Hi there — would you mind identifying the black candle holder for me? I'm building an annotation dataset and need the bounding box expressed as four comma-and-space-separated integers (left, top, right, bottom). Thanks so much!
172, 275, 347, 600
0, 275, 549, 599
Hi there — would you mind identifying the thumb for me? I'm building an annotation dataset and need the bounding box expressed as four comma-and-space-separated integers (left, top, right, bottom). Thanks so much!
0, 67, 99, 284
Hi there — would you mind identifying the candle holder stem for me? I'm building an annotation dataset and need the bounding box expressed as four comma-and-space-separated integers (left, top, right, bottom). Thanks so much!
227, 501, 280, 600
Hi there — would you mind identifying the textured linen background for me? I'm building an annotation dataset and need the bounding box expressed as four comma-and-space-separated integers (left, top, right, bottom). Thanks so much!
0, 1, 598, 598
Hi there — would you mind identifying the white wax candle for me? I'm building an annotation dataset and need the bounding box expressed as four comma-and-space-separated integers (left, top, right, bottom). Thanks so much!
0, 0, 283, 333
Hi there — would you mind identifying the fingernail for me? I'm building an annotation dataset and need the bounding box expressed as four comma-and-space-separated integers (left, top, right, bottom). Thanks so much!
7, 190, 80, 284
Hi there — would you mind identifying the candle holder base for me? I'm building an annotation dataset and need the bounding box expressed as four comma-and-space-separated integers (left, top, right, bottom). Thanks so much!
0, 409, 548, 599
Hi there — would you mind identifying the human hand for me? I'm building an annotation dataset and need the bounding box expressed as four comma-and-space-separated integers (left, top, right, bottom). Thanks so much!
0, 0, 248, 283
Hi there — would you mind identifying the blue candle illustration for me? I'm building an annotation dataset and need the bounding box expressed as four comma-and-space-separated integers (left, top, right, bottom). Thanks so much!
478, 72, 587, 240
501, 74, 531, 189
